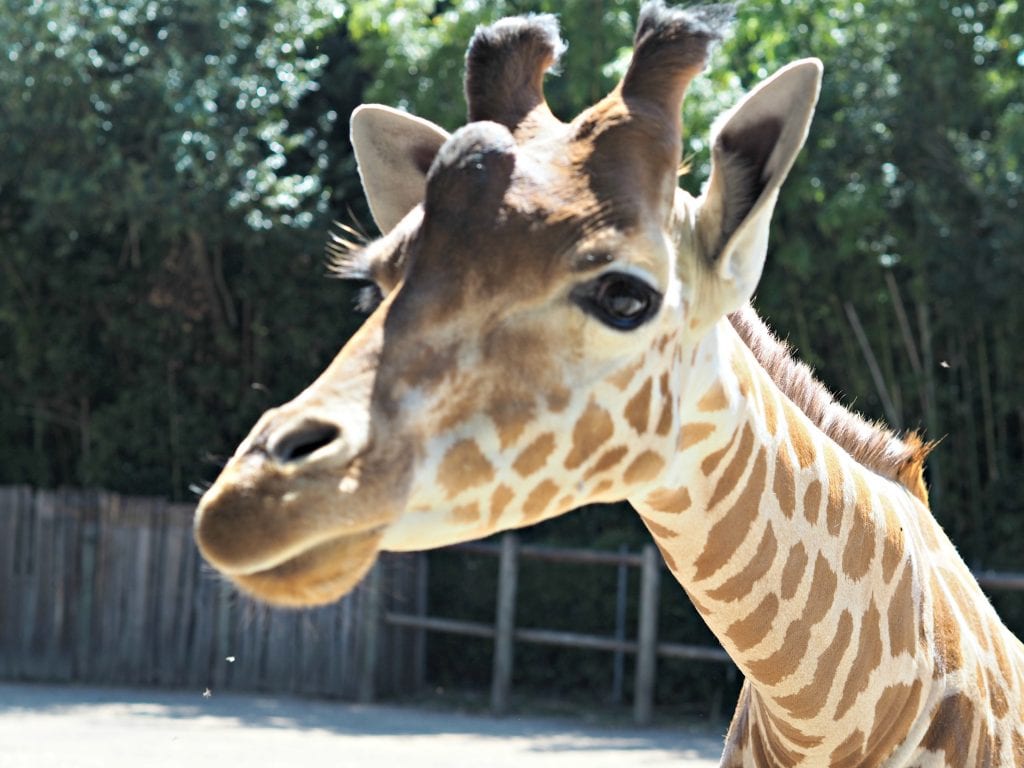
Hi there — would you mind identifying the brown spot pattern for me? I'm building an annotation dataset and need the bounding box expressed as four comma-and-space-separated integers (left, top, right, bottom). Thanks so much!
624, 450, 665, 484
640, 515, 677, 540
841, 508, 876, 581
513, 433, 556, 477
835, 600, 883, 719
785, 404, 817, 469
563, 400, 614, 470
762, 387, 778, 436
655, 541, 678, 572
486, 400, 531, 450
700, 427, 739, 476
644, 486, 691, 514
824, 445, 845, 536
437, 439, 495, 499
747, 555, 836, 685
880, 498, 905, 584
547, 385, 571, 412
705, 425, 756, 510
609, 358, 644, 390
780, 543, 809, 601
706, 523, 778, 603
732, 348, 753, 397
828, 729, 866, 768
488, 484, 514, 528
887, 561, 916, 658
920, 693, 974, 766
775, 609, 853, 720
861, 679, 923, 766
986, 668, 1009, 719
678, 421, 716, 451
693, 451, 767, 582
943, 567, 988, 651
584, 445, 628, 479
624, 378, 653, 433
930, 573, 964, 674
773, 448, 796, 519
802, 480, 822, 525
655, 373, 673, 436
726, 593, 779, 652
522, 479, 559, 523
452, 502, 480, 525
761, 704, 825, 751
697, 381, 729, 412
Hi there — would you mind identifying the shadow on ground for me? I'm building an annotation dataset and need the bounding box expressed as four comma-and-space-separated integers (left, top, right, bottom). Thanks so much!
0, 681, 723, 765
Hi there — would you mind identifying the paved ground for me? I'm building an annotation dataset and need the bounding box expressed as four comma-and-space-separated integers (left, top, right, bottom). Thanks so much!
0, 682, 722, 767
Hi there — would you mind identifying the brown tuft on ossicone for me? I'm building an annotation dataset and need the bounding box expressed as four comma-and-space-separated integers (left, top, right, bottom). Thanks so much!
465, 14, 566, 138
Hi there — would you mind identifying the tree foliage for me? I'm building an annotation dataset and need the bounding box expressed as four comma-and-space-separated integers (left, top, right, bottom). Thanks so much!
0, 0, 364, 495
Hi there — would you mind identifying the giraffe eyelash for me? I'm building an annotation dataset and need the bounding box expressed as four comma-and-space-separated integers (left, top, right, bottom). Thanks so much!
326, 221, 373, 281
325, 222, 386, 313
353, 281, 384, 314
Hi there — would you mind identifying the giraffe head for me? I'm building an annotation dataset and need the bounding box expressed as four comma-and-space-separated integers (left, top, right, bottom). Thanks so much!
194, 2, 822, 606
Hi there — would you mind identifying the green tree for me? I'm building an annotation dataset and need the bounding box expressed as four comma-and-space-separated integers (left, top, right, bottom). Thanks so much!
0, 0, 364, 496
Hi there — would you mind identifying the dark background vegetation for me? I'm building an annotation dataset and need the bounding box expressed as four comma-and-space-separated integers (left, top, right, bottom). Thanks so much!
1, 0, 1021, 714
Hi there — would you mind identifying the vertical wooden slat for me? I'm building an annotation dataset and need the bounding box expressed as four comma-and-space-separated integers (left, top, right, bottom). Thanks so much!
170, 505, 199, 685
413, 552, 429, 692
21, 489, 49, 679
633, 543, 661, 726
155, 507, 184, 686
0, 487, 31, 678
490, 532, 519, 715
74, 491, 99, 680
356, 563, 382, 703
187, 555, 218, 691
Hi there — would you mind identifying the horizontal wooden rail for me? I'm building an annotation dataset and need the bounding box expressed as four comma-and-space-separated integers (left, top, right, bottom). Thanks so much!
458, 541, 645, 567
975, 571, 1024, 591
384, 611, 731, 662
385, 612, 495, 639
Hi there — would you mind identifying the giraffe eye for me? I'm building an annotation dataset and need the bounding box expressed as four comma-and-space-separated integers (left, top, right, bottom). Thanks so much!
572, 272, 662, 331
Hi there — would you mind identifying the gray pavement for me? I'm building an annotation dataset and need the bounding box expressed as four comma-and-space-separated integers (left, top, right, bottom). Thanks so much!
0, 682, 723, 767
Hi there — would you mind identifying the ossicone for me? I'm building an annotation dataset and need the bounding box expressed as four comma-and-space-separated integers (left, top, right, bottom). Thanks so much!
464, 14, 566, 138
620, 1, 734, 117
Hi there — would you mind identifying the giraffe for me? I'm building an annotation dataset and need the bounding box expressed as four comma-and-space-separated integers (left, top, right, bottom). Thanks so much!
194, 3, 1024, 765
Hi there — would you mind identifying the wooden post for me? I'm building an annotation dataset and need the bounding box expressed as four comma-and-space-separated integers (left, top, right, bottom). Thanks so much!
634, 543, 660, 726
490, 532, 518, 715
611, 545, 628, 704
413, 552, 429, 691
357, 562, 382, 702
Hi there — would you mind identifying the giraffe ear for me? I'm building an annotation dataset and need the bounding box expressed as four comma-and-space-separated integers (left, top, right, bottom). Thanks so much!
350, 105, 451, 234
696, 58, 823, 314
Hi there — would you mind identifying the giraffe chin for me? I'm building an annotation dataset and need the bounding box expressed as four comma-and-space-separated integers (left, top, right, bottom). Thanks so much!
229, 528, 384, 608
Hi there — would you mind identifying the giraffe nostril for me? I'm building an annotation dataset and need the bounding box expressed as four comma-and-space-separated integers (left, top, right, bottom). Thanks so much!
269, 421, 341, 464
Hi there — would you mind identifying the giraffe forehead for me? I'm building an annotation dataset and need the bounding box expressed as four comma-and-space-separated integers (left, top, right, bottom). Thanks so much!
409, 126, 662, 287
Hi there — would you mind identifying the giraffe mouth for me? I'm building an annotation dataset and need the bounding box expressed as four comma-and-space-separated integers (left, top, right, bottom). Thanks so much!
228, 527, 385, 608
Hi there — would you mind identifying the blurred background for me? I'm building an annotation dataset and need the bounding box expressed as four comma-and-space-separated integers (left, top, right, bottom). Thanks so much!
0, 0, 1022, 722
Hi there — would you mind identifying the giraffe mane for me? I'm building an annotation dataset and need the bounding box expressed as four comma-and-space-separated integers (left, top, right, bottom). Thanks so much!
728, 305, 934, 504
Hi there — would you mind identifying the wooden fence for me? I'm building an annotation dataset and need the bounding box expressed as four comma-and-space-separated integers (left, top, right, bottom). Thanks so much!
382, 535, 733, 725
3, 485, 1022, 723
0, 486, 422, 699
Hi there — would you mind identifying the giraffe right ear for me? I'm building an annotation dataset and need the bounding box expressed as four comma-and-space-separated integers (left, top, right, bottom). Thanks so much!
350, 105, 451, 234
696, 59, 822, 316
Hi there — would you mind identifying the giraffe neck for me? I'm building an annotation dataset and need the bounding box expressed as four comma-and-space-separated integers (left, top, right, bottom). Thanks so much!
627, 319, 956, 764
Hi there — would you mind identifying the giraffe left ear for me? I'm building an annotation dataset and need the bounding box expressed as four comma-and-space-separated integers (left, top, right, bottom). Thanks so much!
350, 105, 451, 234
696, 58, 823, 314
